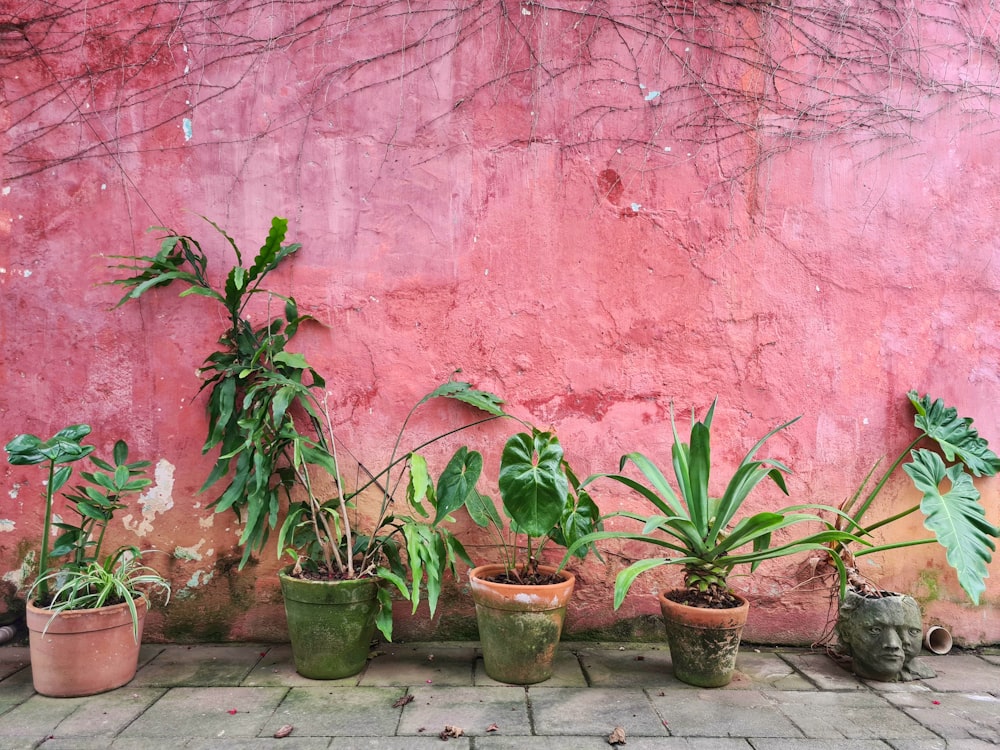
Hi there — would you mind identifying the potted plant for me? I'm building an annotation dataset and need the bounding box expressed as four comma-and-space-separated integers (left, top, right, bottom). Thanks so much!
4, 425, 170, 697
829, 391, 999, 681
109, 216, 507, 678
563, 399, 856, 687
411, 427, 601, 684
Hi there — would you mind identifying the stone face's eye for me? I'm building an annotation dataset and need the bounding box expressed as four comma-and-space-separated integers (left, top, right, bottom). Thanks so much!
909, 628, 921, 636
869, 627, 881, 635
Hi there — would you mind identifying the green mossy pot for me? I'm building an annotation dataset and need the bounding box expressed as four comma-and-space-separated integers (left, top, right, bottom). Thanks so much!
658, 589, 749, 688
469, 564, 575, 685
278, 568, 379, 679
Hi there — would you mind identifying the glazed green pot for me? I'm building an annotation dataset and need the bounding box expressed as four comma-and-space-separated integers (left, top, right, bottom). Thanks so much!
469, 564, 575, 685
278, 568, 380, 679
658, 589, 749, 688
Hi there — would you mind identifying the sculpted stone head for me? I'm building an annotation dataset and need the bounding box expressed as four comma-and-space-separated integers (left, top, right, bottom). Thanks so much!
836, 590, 935, 682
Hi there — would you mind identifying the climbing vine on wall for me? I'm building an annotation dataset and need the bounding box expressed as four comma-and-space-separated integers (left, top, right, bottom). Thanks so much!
2, 0, 998, 188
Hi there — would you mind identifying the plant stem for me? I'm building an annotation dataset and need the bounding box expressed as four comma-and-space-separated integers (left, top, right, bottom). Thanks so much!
850, 435, 923, 528
38, 459, 56, 600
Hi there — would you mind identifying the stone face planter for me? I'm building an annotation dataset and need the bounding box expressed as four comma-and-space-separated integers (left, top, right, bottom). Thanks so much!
278, 568, 380, 679
835, 588, 935, 681
658, 589, 749, 688
26, 596, 147, 697
469, 564, 575, 685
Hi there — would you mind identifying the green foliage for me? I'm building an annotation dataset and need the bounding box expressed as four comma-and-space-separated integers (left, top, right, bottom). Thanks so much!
110, 216, 507, 640
420, 428, 602, 580
4, 426, 169, 632
29, 548, 171, 640
563, 400, 857, 609
840, 391, 1000, 605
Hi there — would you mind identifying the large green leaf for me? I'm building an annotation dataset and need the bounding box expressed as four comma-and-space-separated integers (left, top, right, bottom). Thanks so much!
464, 489, 502, 529
432, 447, 483, 524
903, 448, 998, 605
498, 431, 569, 538
909, 391, 1000, 477
419, 381, 507, 417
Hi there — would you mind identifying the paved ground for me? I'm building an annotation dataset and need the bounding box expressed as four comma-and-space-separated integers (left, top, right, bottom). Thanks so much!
1, 641, 999, 749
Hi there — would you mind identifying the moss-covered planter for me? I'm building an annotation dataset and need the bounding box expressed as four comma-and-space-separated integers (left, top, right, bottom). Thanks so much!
658, 589, 749, 688
278, 568, 379, 679
26, 596, 147, 697
469, 564, 575, 685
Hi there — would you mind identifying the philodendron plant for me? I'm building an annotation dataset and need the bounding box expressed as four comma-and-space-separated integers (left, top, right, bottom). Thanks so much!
4, 425, 170, 636
834, 391, 1000, 604
109, 216, 508, 638
564, 399, 856, 608
411, 427, 601, 583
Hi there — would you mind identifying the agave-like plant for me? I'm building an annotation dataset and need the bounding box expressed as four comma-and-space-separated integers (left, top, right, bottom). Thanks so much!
564, 399, 856, 608
835, 391, 999, 605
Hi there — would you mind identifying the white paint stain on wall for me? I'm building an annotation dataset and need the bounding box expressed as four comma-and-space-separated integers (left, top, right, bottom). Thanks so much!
177, 568, 215, 599
122, 459, 175, 537
0, 520, 14, 532
182, 118, 193, 141
174, 538, 207, 562
3, 552, 35, 593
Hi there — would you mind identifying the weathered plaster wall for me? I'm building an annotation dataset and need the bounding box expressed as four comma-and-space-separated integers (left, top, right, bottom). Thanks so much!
1, 1, 998, 645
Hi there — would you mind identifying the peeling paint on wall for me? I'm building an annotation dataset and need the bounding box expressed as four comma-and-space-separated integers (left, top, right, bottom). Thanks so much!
0, 521, 14, 533
176, 568, 215, 599
174, 538, 211, 562
2, 552, 35, 593
122, 459, 175, 537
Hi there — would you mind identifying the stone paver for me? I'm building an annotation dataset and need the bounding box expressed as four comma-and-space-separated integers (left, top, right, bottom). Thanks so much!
649, 689, 802, 738
0, 643, 998, 746
529, 686, 668, 736
747, 741, 893, 750
0, 689, 159, 740
119, 686, 287, 738
397, 685, 532, 736
575, 645, 676, 687
0, 645, 30, 681
360, 642, 477, 686
907, 654, 1000, 694
130, 644, 267, 687
770, 690, 938, 740
264, 687, 407, 737
883, 691, 1000, 742
476, 737, 750, 749
779, 651, 869, 690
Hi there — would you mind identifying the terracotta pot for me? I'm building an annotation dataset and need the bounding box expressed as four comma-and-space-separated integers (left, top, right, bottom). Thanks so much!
26, 597, 147, 697
278, 568, 380, 679
658, 589, 749, 688
469, 564, 575, 685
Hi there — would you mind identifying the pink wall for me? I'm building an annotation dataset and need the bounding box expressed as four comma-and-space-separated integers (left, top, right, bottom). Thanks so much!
1, 1, 998, 645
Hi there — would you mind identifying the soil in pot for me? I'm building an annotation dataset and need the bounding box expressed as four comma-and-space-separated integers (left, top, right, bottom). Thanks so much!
469, 564, 575, 685
658, 589, 749, 688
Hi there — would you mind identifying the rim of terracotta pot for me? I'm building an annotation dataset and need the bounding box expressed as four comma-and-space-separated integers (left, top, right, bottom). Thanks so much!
657, 588, 749, 629
26, 596, 148, 635
469, 564, 575, 612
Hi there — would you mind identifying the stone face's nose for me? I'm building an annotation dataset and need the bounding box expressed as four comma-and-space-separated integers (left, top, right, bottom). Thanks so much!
882, 627, 903, 651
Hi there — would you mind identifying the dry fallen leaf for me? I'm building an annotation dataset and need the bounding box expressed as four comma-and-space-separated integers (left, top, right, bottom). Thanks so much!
439, 724, 464, 740
486, 723, 499, 732
273, 724, 294, 738
608, 726, 627, 745
393, 693, 415, 707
